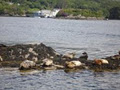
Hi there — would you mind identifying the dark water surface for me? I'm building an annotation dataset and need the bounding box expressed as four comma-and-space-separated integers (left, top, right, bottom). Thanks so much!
0, 17, 120, 90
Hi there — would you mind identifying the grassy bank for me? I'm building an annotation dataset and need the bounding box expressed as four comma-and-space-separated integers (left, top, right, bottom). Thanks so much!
56, 9, 105, 20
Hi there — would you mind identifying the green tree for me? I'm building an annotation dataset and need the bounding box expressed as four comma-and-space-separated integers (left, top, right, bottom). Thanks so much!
109, 7, 120, 19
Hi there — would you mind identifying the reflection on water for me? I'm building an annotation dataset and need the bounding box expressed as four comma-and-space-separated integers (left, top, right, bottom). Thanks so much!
0, 68, 120, 90
0, 17, 120, 90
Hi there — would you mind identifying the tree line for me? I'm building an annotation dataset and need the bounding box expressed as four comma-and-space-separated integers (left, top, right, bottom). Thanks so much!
0, 0, 120, 19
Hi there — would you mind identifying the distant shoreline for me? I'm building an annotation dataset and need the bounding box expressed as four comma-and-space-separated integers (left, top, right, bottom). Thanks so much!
55, 17, 106, 20
0, 15, 119, 20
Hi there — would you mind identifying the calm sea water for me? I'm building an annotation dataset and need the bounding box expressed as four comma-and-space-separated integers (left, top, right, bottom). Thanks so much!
0, 17, 120, 90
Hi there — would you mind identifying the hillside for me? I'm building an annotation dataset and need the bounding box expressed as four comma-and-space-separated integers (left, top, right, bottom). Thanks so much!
0, 0, 120, 19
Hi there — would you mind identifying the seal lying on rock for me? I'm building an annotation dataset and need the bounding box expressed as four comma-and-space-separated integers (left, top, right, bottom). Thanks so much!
65, 61, 82, 68
119, 51, 120, 55
41, 58, 65, 69
42, 58, 53, 67
79, 52, 88, 63
62, 52, 75, 59
19, 60, 36, 70
79, 52, 88, 60
110, 51, 120, 60
94, 59, 109, 65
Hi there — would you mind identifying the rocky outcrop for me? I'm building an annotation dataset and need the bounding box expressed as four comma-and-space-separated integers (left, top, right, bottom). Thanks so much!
0, 43, 120, 71
0, 43, 56, 61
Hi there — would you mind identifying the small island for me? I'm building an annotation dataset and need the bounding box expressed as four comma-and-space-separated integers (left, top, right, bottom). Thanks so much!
0, 43, 120, 72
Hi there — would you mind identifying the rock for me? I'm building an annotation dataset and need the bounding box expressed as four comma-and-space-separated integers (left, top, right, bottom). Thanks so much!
0, 43, 56, 61
53, 64, 64, 69
20, 70, 40, 75
1, 43, 120, 71
19, 60, 36, 70
42, 58, 53, 67
28, 48, 38, 56
65, 61, 82, 68
43, 66, 57, 70
104, 53, 120, 69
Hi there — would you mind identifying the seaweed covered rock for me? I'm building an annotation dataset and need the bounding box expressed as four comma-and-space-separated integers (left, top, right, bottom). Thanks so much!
0, 43, 56, 61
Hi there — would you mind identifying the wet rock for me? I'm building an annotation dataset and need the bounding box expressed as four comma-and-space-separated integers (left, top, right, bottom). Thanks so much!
53, 64, 64, 69
43, 66, 57, 70
64, 68, 81, 73
19, 60, 36, 70
20, 70, 40, 75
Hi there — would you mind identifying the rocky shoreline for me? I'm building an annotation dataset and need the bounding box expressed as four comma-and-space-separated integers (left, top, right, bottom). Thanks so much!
55, 16, 105, 20
0, 43, 120, 71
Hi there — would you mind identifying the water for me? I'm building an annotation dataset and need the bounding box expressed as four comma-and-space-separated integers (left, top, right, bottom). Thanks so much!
0, 68, 120, 90
0, 17, 120, 90
0, 17, 120, 59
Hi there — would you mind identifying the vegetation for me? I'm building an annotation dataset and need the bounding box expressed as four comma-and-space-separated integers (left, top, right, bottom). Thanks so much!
56, 9, 103, 18
0, 0, 120, 19
109, 7, 120, 19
